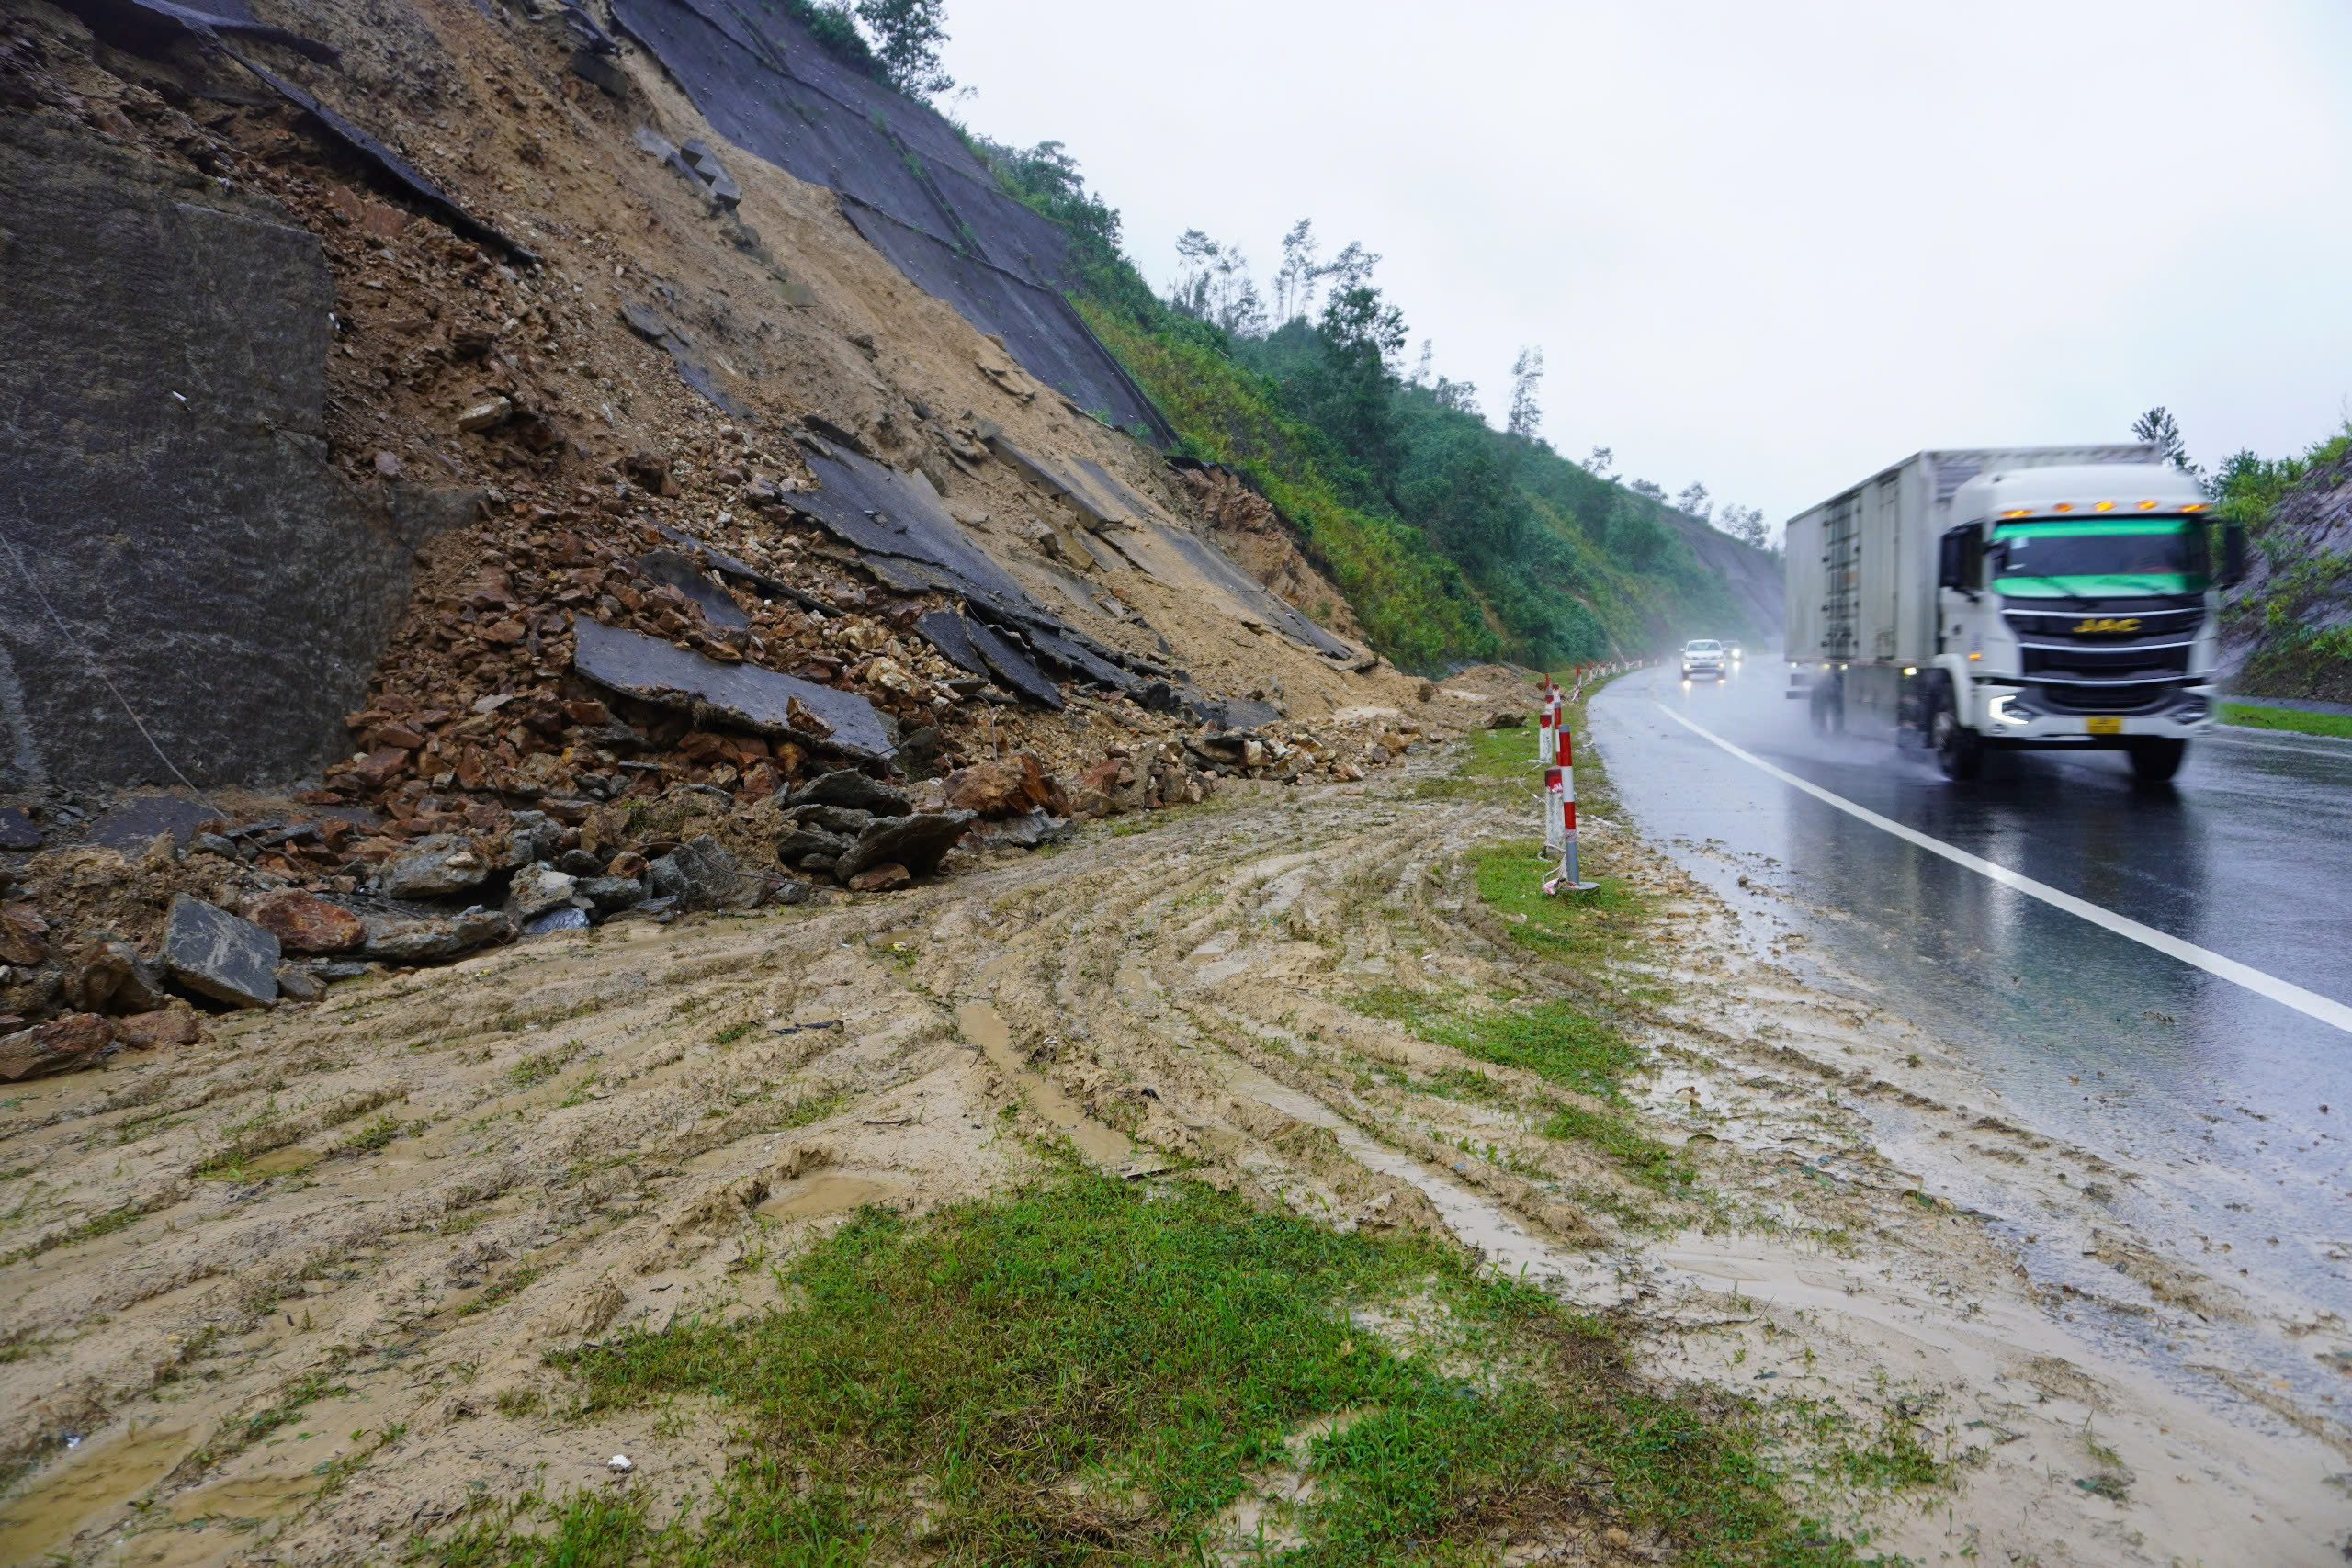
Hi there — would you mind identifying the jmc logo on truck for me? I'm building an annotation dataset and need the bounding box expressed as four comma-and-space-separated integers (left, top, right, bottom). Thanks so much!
2072, 616, 2142, 635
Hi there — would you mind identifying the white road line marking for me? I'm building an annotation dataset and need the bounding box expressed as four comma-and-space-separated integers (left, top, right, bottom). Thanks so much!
1653, 702, 2352, 1037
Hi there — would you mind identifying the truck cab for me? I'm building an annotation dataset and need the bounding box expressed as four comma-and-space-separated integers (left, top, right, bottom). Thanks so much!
1922, 464, 2239, 781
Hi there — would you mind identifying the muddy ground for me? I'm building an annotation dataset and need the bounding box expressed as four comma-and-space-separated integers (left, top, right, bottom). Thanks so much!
2, 677, 2347, 1566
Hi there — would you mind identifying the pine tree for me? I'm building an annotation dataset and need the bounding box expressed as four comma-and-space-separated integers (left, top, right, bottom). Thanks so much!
1506, 346, 1544, 440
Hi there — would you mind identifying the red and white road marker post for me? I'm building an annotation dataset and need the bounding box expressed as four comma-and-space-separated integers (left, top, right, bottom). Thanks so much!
1535, 681, 1557, 766
1544, 721, 1599, 896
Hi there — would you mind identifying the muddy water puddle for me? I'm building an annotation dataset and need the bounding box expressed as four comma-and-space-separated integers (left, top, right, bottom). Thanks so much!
0, 1421, 194, 1563
759, 1173, 902, 1220
956, 999, 1132, 1168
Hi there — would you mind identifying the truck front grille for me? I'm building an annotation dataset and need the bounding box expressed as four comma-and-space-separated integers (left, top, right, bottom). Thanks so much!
2002, 601, 2200, 690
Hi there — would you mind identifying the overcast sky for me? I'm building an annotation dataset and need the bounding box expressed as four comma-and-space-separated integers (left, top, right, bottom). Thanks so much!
937, 0, 2352, 530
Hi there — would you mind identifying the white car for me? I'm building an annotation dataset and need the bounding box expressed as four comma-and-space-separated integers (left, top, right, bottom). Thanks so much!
1681, 639, 1727, 681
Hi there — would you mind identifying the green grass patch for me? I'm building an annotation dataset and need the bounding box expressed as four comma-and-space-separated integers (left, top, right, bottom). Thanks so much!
1351, 987, 1637, 1105
1538, 1103, 1694, 1193
332, 1113, 411, 1157
415, 1173, 1894, 1566
2218, 701, 2352, 739
184, 1370, 351, 1474
1471, 842, 1648, 972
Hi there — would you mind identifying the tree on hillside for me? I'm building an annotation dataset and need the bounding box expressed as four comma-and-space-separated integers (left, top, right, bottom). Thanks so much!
1674, 481, 1712, 522
2132, 405, 2201, 477
1717, 502, 1770, 548
852, 0, 952, 98
1579, 446, 1616, 479
1626, 479, 1666, 502
1280, 262, 1408, 488
1506, 346, 1544, 440
1430, 377, 1481, 416
1323, 241, 1381, 297
1168, 231, 1266, 337
1273, 220, 1321, 323
1409, 340, 1434, 386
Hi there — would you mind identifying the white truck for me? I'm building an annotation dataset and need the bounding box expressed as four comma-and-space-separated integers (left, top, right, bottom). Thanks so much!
1782, 446, 2245, 782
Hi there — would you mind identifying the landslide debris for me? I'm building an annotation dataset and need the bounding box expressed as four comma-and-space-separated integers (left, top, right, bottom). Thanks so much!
0, 0, 1499, 1057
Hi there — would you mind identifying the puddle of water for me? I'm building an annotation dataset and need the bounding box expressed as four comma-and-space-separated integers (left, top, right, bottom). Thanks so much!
759, 1173, 901, 1221
0, 1422, 193, 1564
956, 1000, 1133, 1168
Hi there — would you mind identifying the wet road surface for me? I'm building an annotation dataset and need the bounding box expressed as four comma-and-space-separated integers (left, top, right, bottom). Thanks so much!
1592, 661, 2352, 1412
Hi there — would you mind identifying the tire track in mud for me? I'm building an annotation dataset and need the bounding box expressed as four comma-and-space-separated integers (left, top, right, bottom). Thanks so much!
3, 745, 2347, 1564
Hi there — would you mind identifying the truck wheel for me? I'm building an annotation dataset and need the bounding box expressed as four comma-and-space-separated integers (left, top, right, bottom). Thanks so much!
1810, 676, 1843, 735
2127, 738, 2186, 783
1929, 682, 1982, 780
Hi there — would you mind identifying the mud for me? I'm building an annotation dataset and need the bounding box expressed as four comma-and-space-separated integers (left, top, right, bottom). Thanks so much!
1, 681, 2346, 1565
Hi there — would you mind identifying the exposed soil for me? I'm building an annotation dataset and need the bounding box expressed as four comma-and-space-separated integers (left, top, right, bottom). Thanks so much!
3, 679, 2345, 1565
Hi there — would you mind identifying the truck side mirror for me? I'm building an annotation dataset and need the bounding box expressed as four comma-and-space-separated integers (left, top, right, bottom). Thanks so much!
2222, 523, 2248, 589
1938, 526, 1982, 598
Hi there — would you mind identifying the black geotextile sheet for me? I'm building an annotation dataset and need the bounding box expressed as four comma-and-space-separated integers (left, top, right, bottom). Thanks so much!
788, 442, 1139, 708
605, 0, 1173, 443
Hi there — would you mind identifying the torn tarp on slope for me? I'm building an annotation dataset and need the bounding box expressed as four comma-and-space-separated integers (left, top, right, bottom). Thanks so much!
58, 0, 536, 261
602, 0, 1171, 444
786, 441, 1141, 705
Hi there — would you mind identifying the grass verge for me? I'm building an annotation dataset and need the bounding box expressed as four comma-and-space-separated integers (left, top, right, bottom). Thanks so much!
2217, 700, 2352, 739
415, 1172, 1905, 1566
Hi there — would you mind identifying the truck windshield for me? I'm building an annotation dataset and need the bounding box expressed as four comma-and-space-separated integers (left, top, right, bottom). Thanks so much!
1991, 520, 2209, 597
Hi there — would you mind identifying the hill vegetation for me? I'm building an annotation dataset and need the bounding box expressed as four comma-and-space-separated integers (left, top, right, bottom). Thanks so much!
2211, 422, 2352, 701
967, 139, 1776, 672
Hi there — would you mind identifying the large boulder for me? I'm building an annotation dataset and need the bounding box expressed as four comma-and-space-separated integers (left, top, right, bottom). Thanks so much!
835, 811, 974, 884
0, 1012, 117, 1081
362, 907, 511, 963
68, 942, 168, 1015
248, 890, 367, 953
940, 752, 1068, 819
162, 896, 280, 1009
784, 770, 910, 818
649, 836, 763, 910
376, 834, 494, 898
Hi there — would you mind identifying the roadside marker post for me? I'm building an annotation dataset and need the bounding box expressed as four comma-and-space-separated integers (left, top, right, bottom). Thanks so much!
1544, 721, 1599, 896
1536, 682, 1557, 766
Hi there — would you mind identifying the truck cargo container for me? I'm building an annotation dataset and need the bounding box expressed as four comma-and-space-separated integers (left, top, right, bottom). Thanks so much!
1782, 446, 2244, 782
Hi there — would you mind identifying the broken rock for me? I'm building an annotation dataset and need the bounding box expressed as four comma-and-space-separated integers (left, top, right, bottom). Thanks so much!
784, 769, 910, 818
376, 833, 492, 898
650, 835, 761, 910
846, 863, 910, 893
0, 1012, 117, 1081
572, 618, 889, 758
506, 863, 580, 923
69, 942, 168, 1015
940, 752, 1068, 818
835, 810, 973, 884
249, 890, 368, 953
363, 907, 512, 963
119, 1008, 200, 1049
0, 807, 39, 851
162, 895, 280, 1010
0, 904, 49, 966
458, 396, 514, 433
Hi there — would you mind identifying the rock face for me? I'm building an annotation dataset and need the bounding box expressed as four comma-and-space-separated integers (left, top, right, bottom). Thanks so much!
0, 119, 448, 791
162, 896, 281, 1009
836, 811, 973, 882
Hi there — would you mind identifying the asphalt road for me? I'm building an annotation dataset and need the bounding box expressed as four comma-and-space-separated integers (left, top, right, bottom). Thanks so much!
1592, 660, 2352, 1409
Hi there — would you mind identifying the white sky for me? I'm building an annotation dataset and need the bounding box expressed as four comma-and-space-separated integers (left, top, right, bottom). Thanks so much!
937, 0, 2352, 531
